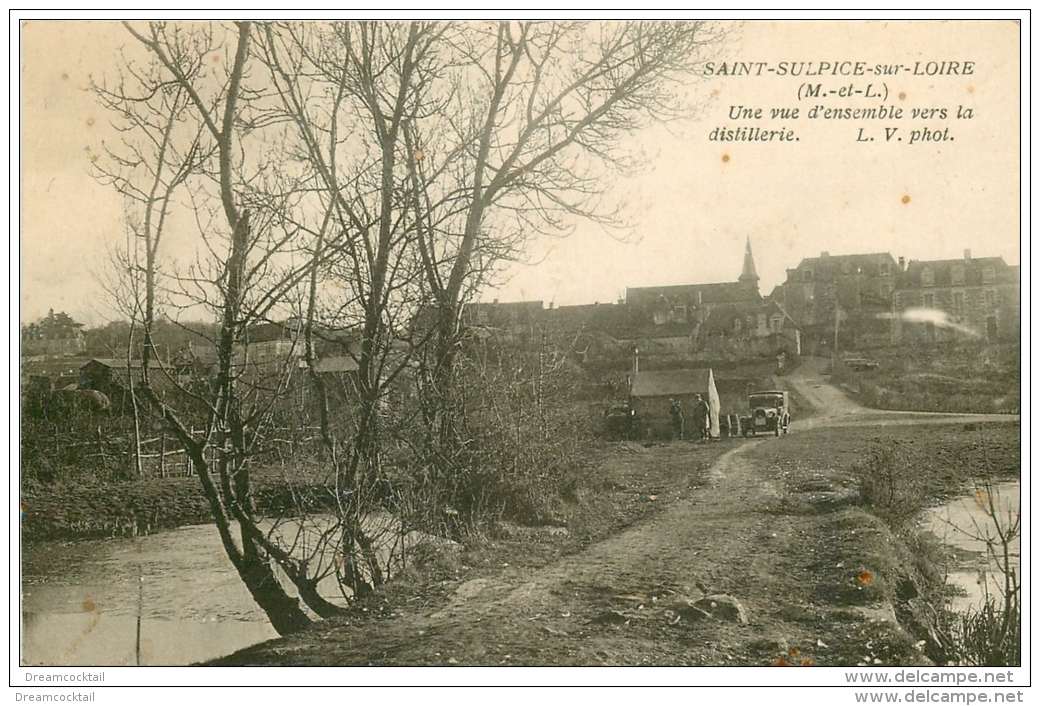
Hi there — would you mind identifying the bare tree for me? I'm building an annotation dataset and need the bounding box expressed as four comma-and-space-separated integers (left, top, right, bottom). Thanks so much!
256, 21, 454, 592
93, 20, 729, 630
404, 20, 727, 465
96, 20, 355, 634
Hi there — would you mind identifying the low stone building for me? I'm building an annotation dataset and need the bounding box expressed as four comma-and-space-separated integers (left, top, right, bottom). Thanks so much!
628, 367, 720, 439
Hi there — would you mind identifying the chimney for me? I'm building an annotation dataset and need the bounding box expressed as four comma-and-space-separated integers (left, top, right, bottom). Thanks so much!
899, 256, 906, 271
964, 249, 972, 261
821, 251, 830, 258
493, 298, 499, 305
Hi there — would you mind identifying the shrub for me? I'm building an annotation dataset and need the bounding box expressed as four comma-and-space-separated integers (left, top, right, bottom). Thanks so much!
853, 439, 924, 527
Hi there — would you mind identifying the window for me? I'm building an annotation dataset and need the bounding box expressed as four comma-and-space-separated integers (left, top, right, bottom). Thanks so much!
879, 261, 891, 276
880, 282, 892, 299
982, 266, 996, 284
771, 316, 783, 332
951, 265, 966, 286
952, 291, 965, 312
922, 292, 935, 308
921, 268, 934, 287
985, 290, 997, 307
803, 267, 813, 282
733, 318, 742, 333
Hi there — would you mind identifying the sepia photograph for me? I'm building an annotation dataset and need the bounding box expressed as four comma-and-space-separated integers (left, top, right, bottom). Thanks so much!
13, 12, 1027, 697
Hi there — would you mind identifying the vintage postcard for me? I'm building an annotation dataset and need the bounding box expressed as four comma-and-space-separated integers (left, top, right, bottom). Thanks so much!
14, 15, 1026, 697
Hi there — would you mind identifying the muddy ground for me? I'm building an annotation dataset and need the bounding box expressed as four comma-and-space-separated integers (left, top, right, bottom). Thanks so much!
210, 360, 1019, 667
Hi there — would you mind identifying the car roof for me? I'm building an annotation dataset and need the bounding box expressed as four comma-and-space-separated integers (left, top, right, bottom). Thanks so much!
750, 390, 787, 395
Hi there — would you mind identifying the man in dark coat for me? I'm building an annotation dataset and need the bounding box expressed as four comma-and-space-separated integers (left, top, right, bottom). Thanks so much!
669, 398, 684, 441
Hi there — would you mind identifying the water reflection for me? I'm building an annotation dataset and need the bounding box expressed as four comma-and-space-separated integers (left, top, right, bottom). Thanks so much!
922, 481, 1020, 613
22, 523, 281, 666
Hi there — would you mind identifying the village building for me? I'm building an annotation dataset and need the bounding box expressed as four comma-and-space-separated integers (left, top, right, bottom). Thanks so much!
892, 250, 1020, 343
623, 238, 800, 360
628, 367, 721, 439
770, 251, 899, 351
78, 358, 169, 412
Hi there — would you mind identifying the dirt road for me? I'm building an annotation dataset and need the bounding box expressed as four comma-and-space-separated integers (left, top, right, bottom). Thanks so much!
790, 358, 1019, 430
214, 360, 1017, 666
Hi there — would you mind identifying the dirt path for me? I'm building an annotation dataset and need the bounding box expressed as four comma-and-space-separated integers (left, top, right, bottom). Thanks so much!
214, 361, 1017, 666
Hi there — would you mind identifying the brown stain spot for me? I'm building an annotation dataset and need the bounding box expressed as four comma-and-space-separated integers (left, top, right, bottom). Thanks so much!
901, 194, 911, 205
898, 92, 906, 100
86, 117, 95, 127
721, 154, 730, 163
857, 571, 874, 585
61, 72, 69, 80
967, 85, 975, 94
212, 53, 221, 63
711, 88, 720, 97
81, 86, 91, 93
82, 599, 96, 612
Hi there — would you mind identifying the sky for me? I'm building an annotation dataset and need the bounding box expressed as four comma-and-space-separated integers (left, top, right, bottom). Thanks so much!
17, 18, 1023, 326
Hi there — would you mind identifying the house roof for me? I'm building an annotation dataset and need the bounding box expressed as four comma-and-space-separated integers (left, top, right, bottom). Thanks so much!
786, 252, 897, 281
898, 256, 1012, 288
626, 281, 760, 307
630, 368, 714, 398
81, 358, 164, 370
313, 356, 360, 374
544, 302, 641, 334
702, 299, 798, 333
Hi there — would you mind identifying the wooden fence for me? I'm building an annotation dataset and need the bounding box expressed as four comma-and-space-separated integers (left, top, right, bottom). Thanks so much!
135, 426, 325, 478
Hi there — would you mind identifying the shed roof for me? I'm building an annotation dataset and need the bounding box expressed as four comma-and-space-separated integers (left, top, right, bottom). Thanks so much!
630, 368, 714, 398
81, 358, 164, 370
313, 356, 360, 374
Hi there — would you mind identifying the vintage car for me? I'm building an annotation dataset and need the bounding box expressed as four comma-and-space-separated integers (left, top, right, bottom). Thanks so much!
843, 357, 880, 372
604, 402, 637, 440
742, 390, 791, 437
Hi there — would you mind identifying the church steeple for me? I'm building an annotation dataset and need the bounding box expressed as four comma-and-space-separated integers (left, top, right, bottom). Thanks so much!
739, 237, 759, 292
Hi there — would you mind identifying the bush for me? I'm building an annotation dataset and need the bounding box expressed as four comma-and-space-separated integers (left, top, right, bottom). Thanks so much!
853, 439, 925, 527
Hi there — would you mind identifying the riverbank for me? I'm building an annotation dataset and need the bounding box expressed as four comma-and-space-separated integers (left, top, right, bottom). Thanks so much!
210, 419, 1019, 666
20, 474, 349, 543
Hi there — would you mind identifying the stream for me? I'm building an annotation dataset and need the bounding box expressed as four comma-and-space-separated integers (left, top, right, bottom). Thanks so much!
921, 480, 1021, 614
21, 512, 419, 666
21, 523, 282, 666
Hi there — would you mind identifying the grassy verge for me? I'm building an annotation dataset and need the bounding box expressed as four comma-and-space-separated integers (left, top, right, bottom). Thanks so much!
762, 421, 1020, 666
835, 343, 1020, 414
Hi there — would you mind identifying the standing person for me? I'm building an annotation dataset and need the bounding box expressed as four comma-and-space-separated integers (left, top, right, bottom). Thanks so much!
693, 393, 710, 442
669, 398, 685, 441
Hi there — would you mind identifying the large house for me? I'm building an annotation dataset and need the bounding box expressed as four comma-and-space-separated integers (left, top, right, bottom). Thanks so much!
892, 251, 1020, 343
770, 251, 899, 350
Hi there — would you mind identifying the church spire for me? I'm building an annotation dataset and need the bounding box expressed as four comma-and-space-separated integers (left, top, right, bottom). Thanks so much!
739, 236, 759, 291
